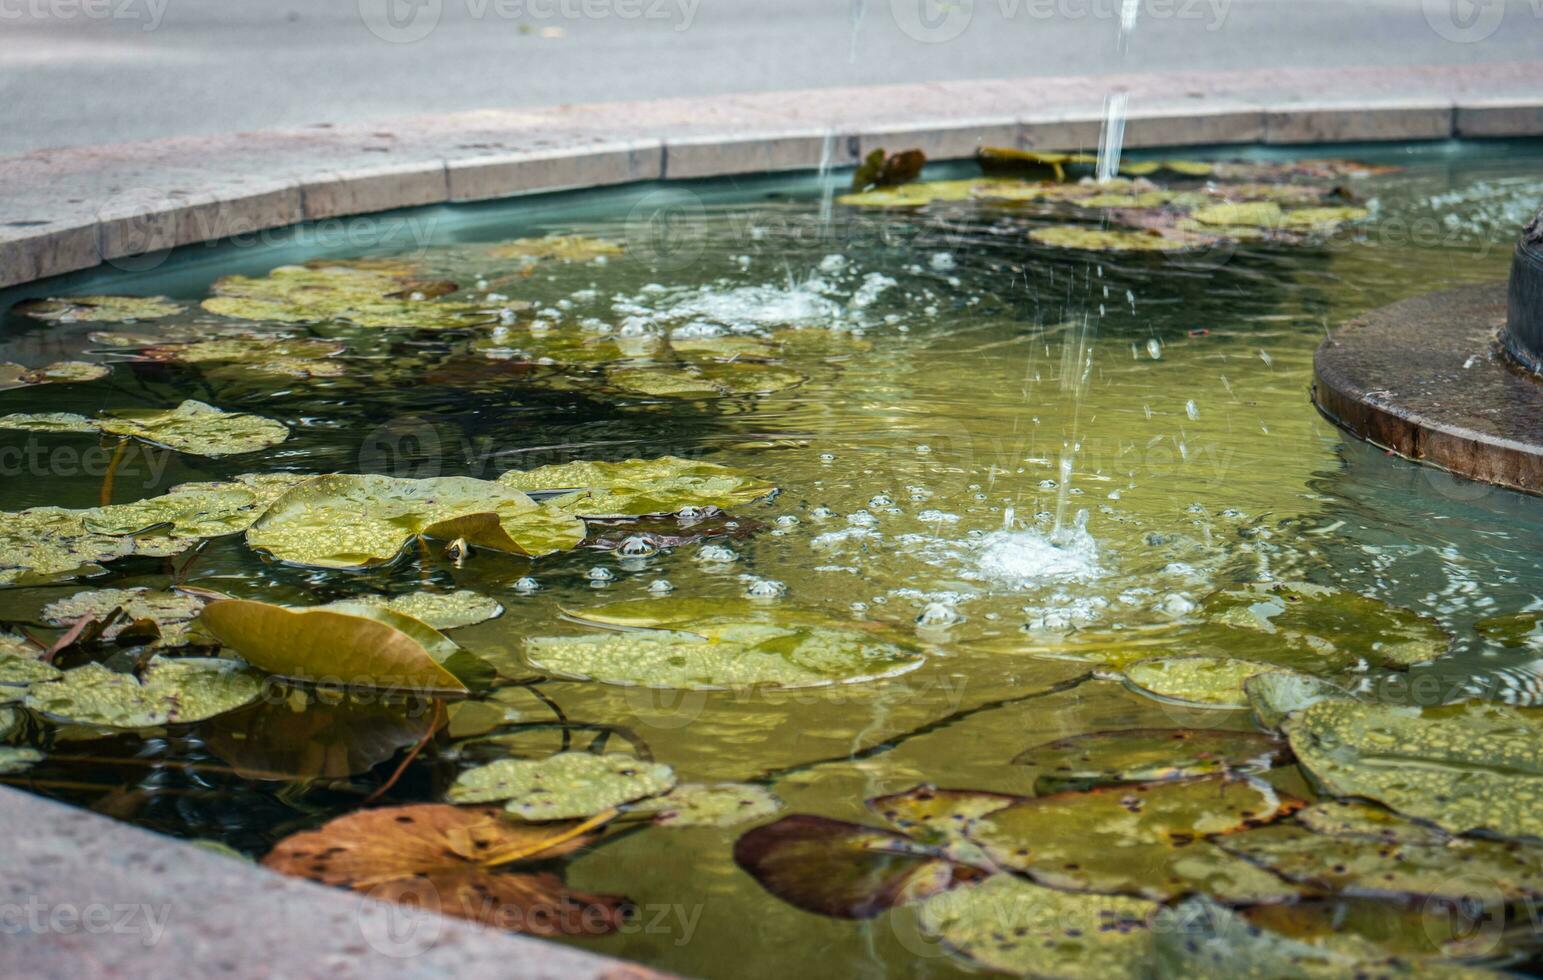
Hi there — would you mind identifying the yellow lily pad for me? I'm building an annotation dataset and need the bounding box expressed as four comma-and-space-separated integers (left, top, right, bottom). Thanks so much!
323, 589, 504, 630
447, 752, 676, 819
203, 264, 492, 330
1029, 226, 1198, 252
1124, 657, 1298, 709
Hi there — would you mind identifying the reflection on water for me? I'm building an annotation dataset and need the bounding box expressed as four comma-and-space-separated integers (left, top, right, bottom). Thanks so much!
2, 140, 1542, 976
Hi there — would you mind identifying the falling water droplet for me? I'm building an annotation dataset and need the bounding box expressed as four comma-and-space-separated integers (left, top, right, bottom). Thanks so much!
1146, 338, 1163, 359
1185, 400, 1199, 421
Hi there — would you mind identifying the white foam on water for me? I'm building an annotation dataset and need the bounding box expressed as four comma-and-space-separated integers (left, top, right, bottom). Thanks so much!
973, 521, 1103, 589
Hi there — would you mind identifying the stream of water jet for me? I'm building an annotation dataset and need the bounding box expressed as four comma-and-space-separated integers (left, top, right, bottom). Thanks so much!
817, 130, 838, 233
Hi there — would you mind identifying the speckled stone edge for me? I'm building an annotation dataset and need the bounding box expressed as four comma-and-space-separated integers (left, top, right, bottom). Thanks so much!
1313, 282, 1543, 496
2, 61, 1543, 289
0, 787, 670, 978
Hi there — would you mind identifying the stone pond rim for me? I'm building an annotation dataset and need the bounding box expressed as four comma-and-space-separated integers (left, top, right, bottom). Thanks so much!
1312, 206, 1543, 497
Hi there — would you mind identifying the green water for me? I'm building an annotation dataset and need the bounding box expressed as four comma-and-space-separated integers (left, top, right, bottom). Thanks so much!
3, 140, 1543, 976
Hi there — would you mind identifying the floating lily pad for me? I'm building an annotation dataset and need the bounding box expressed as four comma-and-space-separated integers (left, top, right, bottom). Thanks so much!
966, 776, 1304, 901
198, 598, 471, 694
247, 473, 586, 568
0, 412, 99, 434
626, 782, 782, 827
448, 752, 676, 819
86, 473, 315, 542
0, 650, 62, 690
916, 874, 1159, 980
1190, 202, 1286, 228
1029, 226, 1200, 253
733, 814, 982, 919
1294, 800, 1448, 845
1245, 672, 1355, 729
328, 590, 504, 630
42, 588, 207, 645
1474, 612, 1543, 647
0, 361, 109, 391
262, 804, 629, 936
527, 600, 925, 691
490, 234, 624, 262
1239, 897, 1512, 965
17, 295, 183, 323
204, 264, 492, 330
1014, 728, 1288, 792
97, 400, 290, 456
837, 179, 1013, 207
0, 506, 141, 586
1203, 582, 1450, 670
1286, 701, 1543, 840
1124, 657, 1293, 709
24, 657, 262, 729
497, 456, 776, 517
866, 785, 1022, 865
134, 337, 348, 379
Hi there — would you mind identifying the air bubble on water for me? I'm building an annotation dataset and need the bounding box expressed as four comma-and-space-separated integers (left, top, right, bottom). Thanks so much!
819, 254, 847, 273
514, 576, 541, 594
697, 544, 738, 563
648, 579, 675, 594
1146, 338, 1163, 360
915, 444, 931, 454
475, 278, 490, 290
677, 505, 707, 521
820, 453, 836, 463
916, 602, 964, 629
811, 506, 837, 521
1185, 400, 1199, 421
1160, 593, 1197, 617
487, 292, 509, 303
775, 515, 801, 527
1108, 490, 1122, 500
1258, 349, 1274, 368
745, 578, 788, 599
586, 566, 615, 583
868, 494, 894, 508
1039, 479, 1058, 490
847, 511, 878, 528
930, 252, 956, 271
918, 509, 959, 523
615, 535, 659, 559
499, 308, 519, 325
850, 601, 869, 614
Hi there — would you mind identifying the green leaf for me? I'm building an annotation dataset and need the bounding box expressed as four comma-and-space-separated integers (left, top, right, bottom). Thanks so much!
1294, 800, 1449, 845
1014, 728, 1288, 793
625, 782, 783, 827
917, 874, 1160, 980
1124, 657, 1297, 709
0, 412, 99, 434
447, 752, 676, 819
965, 776, 1304, 901
198, 598, 469, 694
1286, 700, 1543, 840
203, 263, 493, 330
1245, 672, 1355, 729
0, 747, 44, 774
97, 400, 290, 457
24, 658, 262, 729
246, 473, 586, 568
0, 650, 63, 693
489, 234, 624, 262
324, 590, 504, 631
866, 785, 1023, 865
0, 361, 109, 391
42, 587, 207, 646
1029, 226, 1204, 253
0, 506, 141, 586
526, 599, 925, 691
1202, 582, 1450, 670
86, 473, 315, 540
497, 457, 775, 517
17, 295, 183, 322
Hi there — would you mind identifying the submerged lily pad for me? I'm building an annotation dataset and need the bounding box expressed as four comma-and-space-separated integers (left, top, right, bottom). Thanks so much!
42, 587, 207, 645
497, 456, 776, 517
490, 234, 624, 262
625, 782, 782, 827
247, 473, 586, 568
205, 689, 441, 780
0, 361, 109, 391
198, 598, 471, 694
204, 264, 492, 330
447, 752, 676, 819
24, 658, 262, 729
916, 874, 1159, 980
967, 776, 1303, 901
733, 814, 982, 919
1014, 728, 1288, 792
1286, 701, 1543, 840
527, 599, 924, 691
1124, 657, 1294, 709
17, 295, 183, 323
1245, 672, 1355, 729
327, 590, 504, 631
1203, 582, 1450, 670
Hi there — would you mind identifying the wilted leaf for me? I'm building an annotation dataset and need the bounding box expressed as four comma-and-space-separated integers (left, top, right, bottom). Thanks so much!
627, 782, 782, 827
17, 295, 182, 323
917, 874, 1160, 980
262, 804, 629, 936
247, 473, 586, 568
1287, 700, 1543, 840
527, 599, 925, 691
1014, 728, 1288, 793
851, 148, 927, 191
448, 752, 676, 819
1124, 657, 1296, 709
24, 657, 262, 728
496, 456, 775, 517
42, 588, 207, 646
198, 598, 470, 694
203, 689, 440, 779
490, 234, 624, 262
966, 776, 1304, 901
204, 264, 493, 330
733, 814, 983, 919
325, 590, 504, 630
0, 361, 109, 391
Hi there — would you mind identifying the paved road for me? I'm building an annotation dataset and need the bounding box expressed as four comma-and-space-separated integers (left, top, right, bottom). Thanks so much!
0, 0, 1539, 154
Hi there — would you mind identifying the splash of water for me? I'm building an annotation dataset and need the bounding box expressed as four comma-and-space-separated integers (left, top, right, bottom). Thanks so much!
973, 510, 1102, 590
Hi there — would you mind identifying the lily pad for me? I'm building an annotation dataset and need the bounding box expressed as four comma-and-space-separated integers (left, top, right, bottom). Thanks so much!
247, 473, 586, 568
1245, 672, 1355, 729
1014, 728, 1288, 792
204, 264, 492, 330
526, 599, 925, 691
134, 336, 348, 379
86, 473, 315, 542
836, 179, 1014, 207
1124, 657, 1294, 709
0, 746, 44, 774
327, 590, 504, 630
42, 587, 207, 645
866, 785, 1023, 865
733, 814, 983, 919
23, 657, 262, 729
262, 803, 630, 936
490, 234, 624, 262
966, 776, 1304, 901
497, 456, 776, 517
1190, 201, 1286, 228
1203, 582, 1450, 670
1029, 226, 1202, 253
0, 650, 62, 690
625, 782, 783, 827
0, 361, 109, 391
1474, 612, 1543, 647
0, 506, 141, 586
198, 598, 472, 695
1294, 800, 1449, 845
447, 752, 676, 819
1286, 700, 1543, 840
0, 412, 99, 434
97, 400, 290, 456
17, 295, 183, 323
916, 874, 1159, 980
